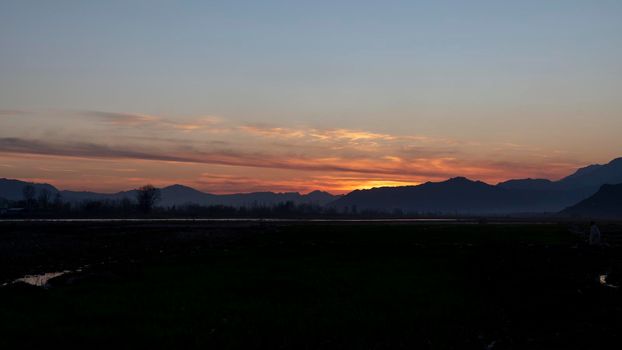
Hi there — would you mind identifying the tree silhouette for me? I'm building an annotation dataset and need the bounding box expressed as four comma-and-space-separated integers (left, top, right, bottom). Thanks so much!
136, 185, 161, 213
120, 197, 134, 213
53, 192, 63, 210
38, 188, 51, 209
22, 185, 36, 210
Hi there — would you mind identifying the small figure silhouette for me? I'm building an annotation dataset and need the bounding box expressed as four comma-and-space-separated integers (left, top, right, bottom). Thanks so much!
589, 221, 602, 246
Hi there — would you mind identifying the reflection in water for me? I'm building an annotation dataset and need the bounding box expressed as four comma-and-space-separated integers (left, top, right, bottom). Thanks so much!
16, 271, 69, 287
599, 274, 619, 289
2, 266, 87, 288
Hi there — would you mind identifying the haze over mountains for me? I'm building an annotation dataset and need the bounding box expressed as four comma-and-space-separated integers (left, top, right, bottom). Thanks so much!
560, 184, 622, 219
333, 157, 622, 214
1, 157, 621, 216
497, 158, 622, 193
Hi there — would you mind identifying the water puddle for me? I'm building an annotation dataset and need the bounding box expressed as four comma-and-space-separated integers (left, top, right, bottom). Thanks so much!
15, 271, 69, 287
599, 274, 619, 289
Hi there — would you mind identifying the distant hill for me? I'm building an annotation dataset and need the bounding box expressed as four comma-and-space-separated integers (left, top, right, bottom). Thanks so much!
499, 158, 622, 194
304, 190, 338, 204
331, 177, 577, 214
2, 156, 621, 214
210, 190, 336, 207
497, 178, 555, 191
0, 178, 59, 201
157, 185, 215, 206
560, 183, 622, 219
332, 157, 622, 214
60, 189, 136, 203
557, 157, 622, 190
0, 178, 336, 208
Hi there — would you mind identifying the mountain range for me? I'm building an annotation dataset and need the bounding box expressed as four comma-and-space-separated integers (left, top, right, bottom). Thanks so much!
1, 157, 621, 216
331, 157, 622, 215
560, 183, 622, 219
0, 181, 337, 207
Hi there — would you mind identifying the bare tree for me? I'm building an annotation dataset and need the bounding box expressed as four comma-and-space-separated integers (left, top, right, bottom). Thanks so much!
53, 192, 63, 210
136, 185, 161, 213
120, 197, 134, 213
38, 188, 51, 209
22, 185, 36, 209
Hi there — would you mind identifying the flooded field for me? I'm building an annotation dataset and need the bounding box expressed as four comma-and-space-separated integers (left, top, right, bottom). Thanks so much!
1, 221, 621, 349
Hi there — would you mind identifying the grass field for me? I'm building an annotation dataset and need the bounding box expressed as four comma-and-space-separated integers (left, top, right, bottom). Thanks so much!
1, 221, 621, 349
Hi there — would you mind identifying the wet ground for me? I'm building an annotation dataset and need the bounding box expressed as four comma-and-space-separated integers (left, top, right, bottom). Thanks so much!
1, 221, 621, 349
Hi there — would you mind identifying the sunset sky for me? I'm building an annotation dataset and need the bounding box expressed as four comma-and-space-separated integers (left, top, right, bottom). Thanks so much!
1, 1, 621, 194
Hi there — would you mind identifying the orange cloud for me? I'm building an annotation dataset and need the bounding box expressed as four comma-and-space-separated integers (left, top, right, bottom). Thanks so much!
0, 136, 579, 190
240, 124, 398, 143
165, 116, 224, 132
239, 125, 306, 138
0, 109, 587, 193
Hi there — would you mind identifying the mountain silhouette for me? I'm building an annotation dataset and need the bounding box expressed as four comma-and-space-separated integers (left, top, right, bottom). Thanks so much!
159, 184, 217, 206
332, 157, 622, 214
2, 157, 621, 214
205, 190, 336, 207
0, 179, 337, 208
331, 177, 564, 214
557, 157, 622, 190
496, 178, 555, 191
304, 190, 338, 204
0, 178, 59, 201
498, 158, 622, 192
60, 189, 136, 203
497, 158, 622, 192
560, 183, 622, 219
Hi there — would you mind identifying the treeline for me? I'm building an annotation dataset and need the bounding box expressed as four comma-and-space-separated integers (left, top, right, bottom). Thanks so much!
1, 185, 164, 218
1, 198, 412, 219
1, 186, 68, 213
1, 184, 446, 219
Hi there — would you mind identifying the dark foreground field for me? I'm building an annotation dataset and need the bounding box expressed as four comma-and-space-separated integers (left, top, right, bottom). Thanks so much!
1, 221, 621, 349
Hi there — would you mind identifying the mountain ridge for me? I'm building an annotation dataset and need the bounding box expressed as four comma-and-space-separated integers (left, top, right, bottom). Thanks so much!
331, 157, 622, 214
2, 156, 622, 214
560, 183, 622, 219
0, 179, 337, 207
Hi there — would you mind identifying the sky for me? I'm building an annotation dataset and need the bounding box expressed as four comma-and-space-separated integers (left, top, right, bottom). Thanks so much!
1, 0, 621, 194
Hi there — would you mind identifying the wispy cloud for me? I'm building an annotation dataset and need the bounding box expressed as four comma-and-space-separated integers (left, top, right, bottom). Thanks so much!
169, 116, 224, 132
0, 137, 193, 163
0, 136, 574, 184
0, 109, 29, 117
82, 110, 225, 132
83, 110, 158, 125
240, 124, 398, 142
0, 109, 585, 192
239, 124, 307, 138
77, 110, 450, 150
